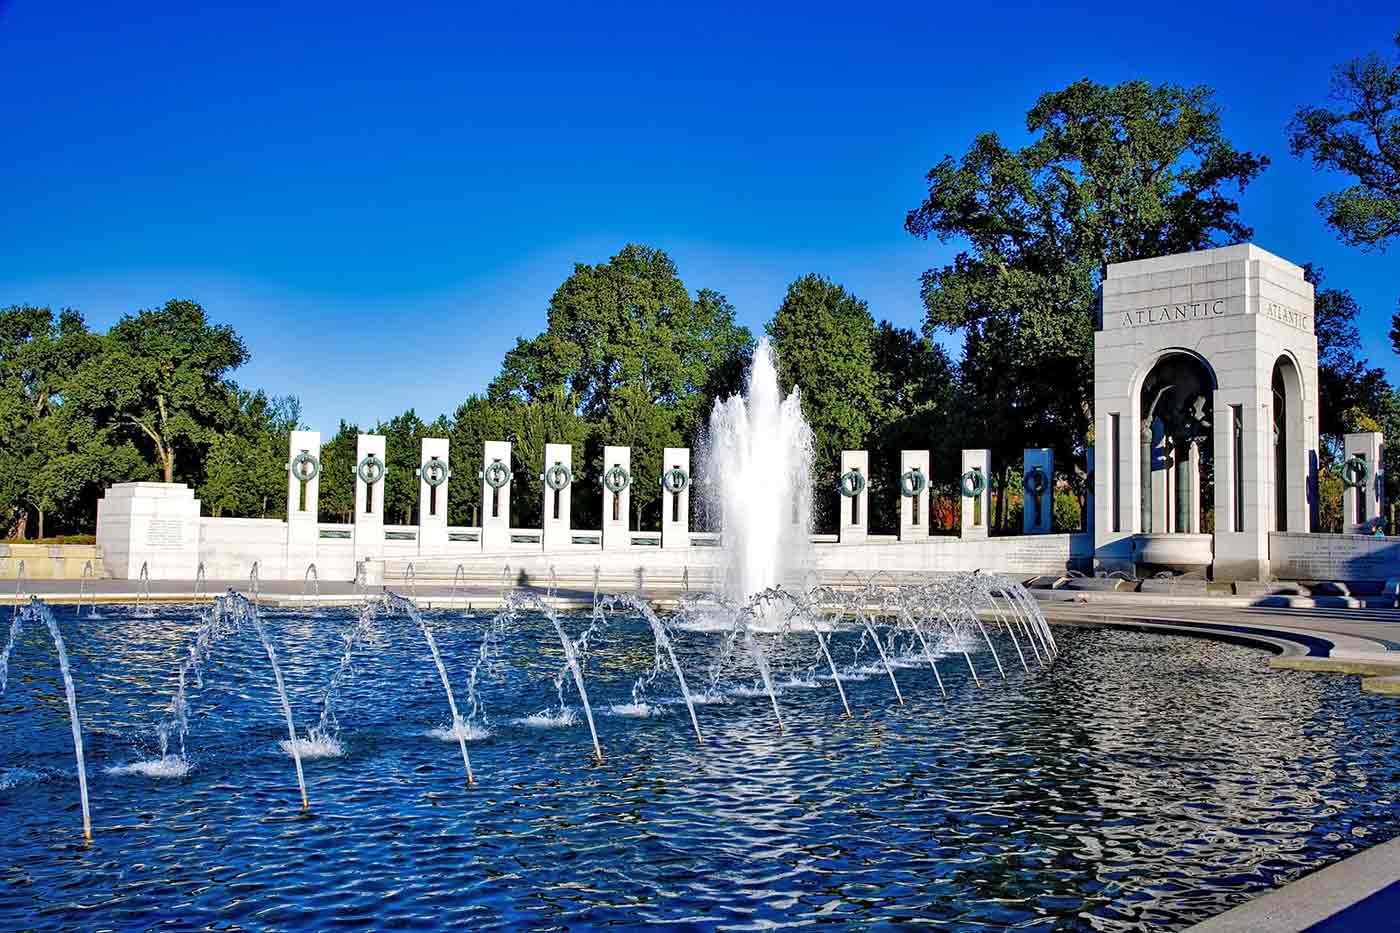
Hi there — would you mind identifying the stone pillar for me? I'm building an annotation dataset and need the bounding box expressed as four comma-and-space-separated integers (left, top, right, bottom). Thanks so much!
541, 443, 573, 551
95, 482, 202, 580
1344, 432, 1386, 534
601, 446, 632, 550
417, 437, 450, 554
897, 450, 929, 541
1084, 445, 1094, 534
837, 450, 869, 543
1022, 448, 1053, 534
1148, 421, 1168, 534
353, 434, 387, 564
480, 440, 513, 551
661, 447, 691, 549
1188, 441, 1202, 534
960, 449, 991, 540
286, 430, 321, 575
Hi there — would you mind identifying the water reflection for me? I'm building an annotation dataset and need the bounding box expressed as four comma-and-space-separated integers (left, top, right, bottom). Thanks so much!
0, 607, 1396, 932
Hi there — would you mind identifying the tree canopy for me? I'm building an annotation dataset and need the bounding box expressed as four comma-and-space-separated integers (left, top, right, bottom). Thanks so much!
1289, 31, 1400, 252
906, 77, 1268, 524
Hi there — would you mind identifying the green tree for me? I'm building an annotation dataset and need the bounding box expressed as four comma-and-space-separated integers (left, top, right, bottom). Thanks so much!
67, 299, 248, 484
201, 392, 301, 518
448, 395, 517, 527
512, 387, 592, 528
1304, 265, 1393, 458
375, 409, 429, 525
906, 78, 1266, 529
868, 324, 959, 534
1289, 31, 1400, 252
0, 305, 128, 537
768, 274, 885, 529
318, 421, 360, 524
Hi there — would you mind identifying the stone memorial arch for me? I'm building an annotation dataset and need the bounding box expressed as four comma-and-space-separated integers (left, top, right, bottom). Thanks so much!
1093, 244, 1320, 581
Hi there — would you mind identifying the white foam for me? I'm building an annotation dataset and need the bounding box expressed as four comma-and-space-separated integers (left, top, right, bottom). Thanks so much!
515, 708, 578, 728
425, 722, 492, 742
106, 756, 191, 779
780, 678, 822, 690
728, 685, 772, 698
280, 733, 345, 759
608, 703, 654, 718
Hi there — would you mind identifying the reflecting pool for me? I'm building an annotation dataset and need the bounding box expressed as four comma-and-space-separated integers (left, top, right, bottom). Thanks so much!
2, 600, 1396, 931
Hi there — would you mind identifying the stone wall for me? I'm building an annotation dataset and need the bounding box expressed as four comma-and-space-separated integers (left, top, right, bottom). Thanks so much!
0, 543, 102, 580
1269, 532, 1400, 582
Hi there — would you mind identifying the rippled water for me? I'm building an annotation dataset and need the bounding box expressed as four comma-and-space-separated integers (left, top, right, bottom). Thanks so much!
2, 602, 1398, 931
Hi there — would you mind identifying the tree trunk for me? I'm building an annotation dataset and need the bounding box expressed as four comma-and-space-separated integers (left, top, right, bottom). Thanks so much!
162, 446, 175, 483
14, 511, 28, 541
37, 509, 44, 541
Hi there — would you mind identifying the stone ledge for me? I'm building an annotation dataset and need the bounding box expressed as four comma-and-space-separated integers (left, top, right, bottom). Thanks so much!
1187, 836, 1400, 931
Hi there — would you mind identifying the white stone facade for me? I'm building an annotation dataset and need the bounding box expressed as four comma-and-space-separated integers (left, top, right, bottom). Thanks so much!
1094, 243, 1322, 581
838, 450, 870, 543
95, 483, 202, 580
1343, 432, 1386, 535
660, 446, 691, 549
960, 449, 991, 540
600, 445, 632, 551
898, 450, 930, 541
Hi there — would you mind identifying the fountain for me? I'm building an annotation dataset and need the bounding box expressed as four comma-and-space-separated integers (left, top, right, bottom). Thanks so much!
450, 563, 467, 609
135, 561, 152, 617
13, 559, 25, 619
700, 335, 816, 602
78, 561, 98, 620
302, 563, 319, 613
1, 597, 92, 842
118, 591, 309, 811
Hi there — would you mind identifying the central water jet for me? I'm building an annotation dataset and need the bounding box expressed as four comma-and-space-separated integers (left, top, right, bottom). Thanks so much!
701, 336, 816, 603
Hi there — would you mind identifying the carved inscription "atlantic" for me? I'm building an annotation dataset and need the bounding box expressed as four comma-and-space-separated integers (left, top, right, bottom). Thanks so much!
1263, 301, 1313, 333
1117, 300, 1225, 328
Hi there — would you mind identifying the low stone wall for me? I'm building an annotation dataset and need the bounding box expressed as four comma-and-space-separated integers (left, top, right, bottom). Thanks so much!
384, 532, 1093, 590
813, 533, 1093, 577
1269, 532, 1400, 582
0, 544, 103, 580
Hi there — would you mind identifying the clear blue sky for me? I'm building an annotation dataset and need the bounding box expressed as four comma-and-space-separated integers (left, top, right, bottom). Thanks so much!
2, 1, 1397, 435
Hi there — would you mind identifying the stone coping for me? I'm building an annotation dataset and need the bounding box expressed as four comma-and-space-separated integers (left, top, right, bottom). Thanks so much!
1185, 836, 1400, 932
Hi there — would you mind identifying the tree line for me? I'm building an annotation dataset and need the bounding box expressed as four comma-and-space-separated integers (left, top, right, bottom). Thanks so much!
4, 32, 1398, 540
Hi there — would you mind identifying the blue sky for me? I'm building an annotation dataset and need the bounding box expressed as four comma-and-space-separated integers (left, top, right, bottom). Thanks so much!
2, 1, 1397, 435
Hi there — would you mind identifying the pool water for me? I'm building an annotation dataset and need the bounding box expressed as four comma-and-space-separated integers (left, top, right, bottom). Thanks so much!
1, 600, 1397, 931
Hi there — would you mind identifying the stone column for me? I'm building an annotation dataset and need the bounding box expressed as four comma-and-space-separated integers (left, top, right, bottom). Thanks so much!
661, 447, 691, 549
1084, 445, 1094, 534
1148, 421, 1168, 534
960, 449, 990, 540
541, 443, 573, 551
838, 450, 869, 543
353, 434, 387, 564
480, 440, 512, 550
1344, 432, 1386, 534
897, 450, 929, 541
1213, 393, 1270, 582
285, 430, 321, 576
1188, 441, 1202, 534
417, 437, 450, 554
1022, 447, 1054, 534
601, 445, 632, 551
